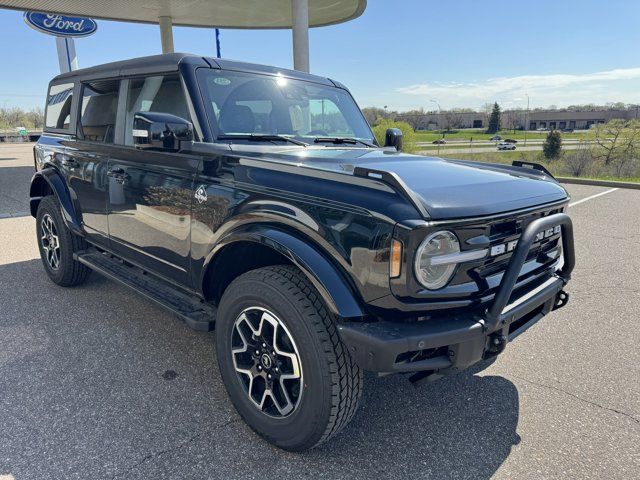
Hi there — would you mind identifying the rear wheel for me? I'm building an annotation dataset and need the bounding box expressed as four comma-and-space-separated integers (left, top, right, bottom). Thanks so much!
36, 195, 91, 287
216, 265, 362, 451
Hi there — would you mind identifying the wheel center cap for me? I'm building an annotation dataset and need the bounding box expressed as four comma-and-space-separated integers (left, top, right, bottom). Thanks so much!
260, 353, 273, 369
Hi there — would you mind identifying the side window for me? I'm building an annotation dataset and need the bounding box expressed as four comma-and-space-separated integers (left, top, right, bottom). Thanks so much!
79, 79, 119, 143
45, 82, 74, 130
124, 74, 190, 146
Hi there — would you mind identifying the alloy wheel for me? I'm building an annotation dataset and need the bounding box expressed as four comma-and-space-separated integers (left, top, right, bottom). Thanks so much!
231, 307, 303, 418
40, 213, 61, 270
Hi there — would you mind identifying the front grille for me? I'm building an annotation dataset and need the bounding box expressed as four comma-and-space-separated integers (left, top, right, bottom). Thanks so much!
470, 206, 564, 295
397, 202, 568, 310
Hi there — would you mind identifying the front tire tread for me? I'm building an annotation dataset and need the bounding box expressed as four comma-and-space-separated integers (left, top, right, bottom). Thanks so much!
218, 265, 363, 450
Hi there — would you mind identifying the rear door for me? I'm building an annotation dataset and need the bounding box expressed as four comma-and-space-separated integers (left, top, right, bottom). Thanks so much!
64, 79, 120, 246
106, 74, 199, 286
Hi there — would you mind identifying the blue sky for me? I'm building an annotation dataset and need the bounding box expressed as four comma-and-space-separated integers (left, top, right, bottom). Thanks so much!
2, 0, 640, 112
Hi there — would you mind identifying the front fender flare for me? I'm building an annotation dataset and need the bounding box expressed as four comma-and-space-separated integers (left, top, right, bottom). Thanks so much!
208, 226, 365, 319
30, 168, 82, 234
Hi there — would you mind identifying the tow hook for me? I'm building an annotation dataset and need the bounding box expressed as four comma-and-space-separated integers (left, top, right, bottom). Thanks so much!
553, 290, 569, 310
487, 333, 507, 355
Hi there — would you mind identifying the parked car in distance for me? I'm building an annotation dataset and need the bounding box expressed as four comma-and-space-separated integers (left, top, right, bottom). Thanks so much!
497, 142, 517, 150
432, 138, 446, 144
561, 128, 574, 133
504, 139, 517, 144
490, 135, 502, 141
31, 53, 574, 452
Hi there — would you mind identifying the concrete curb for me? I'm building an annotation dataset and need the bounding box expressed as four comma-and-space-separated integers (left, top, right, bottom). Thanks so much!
557, 177, 640, 190
0, 211, 31, 219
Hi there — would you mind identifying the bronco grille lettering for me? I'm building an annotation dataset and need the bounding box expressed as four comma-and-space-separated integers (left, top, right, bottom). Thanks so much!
490, 225, 560, 257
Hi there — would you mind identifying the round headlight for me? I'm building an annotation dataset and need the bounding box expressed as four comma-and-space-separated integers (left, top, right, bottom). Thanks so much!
414, 230, 460, 289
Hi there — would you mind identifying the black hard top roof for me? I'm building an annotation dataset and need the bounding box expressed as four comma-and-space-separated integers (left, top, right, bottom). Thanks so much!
52, 53, 335, 86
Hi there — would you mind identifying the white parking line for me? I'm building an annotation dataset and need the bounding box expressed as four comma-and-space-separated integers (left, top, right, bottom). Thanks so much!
568, 188, 619, 208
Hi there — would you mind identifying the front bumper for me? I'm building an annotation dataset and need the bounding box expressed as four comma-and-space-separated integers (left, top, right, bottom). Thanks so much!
338, 213, 574, 375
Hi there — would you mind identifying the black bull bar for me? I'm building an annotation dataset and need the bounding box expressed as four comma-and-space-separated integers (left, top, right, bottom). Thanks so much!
485, 212, 574, 330
338, 213, 575, 374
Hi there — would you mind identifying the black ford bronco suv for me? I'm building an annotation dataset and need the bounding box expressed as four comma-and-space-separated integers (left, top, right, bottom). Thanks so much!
31, 53, 574, 451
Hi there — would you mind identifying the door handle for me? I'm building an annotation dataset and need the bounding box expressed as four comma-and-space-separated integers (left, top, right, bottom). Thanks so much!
53, 152, 77, 167
107, 168, 125, 177
107, 168, 129, 184
61, 156, 78, 167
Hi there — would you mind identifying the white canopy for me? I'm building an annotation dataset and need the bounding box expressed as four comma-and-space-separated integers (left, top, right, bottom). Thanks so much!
1, 0, 367, 71
1, 0, 365, 28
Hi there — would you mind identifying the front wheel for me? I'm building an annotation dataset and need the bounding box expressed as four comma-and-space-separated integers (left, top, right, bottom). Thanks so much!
215, 265, 363, 451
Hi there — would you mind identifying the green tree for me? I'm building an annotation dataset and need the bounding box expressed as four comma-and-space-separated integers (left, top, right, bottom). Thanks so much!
372, 119, 417, 153
543, 130, 562, 159
593, 119, 640, 176
0, 106, 44, 130
361, 107, 388, 125
486, 102, 501, 134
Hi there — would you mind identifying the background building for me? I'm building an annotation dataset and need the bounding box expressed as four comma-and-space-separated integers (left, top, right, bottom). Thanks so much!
523, 109, 637, 130
396, 108, 639, 131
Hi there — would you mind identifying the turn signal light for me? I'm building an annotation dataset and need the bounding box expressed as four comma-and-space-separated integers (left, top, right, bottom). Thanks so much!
390, 239, 403, 278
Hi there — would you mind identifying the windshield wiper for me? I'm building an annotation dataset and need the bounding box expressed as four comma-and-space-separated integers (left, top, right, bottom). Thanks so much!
313, 137, 376, 148
217, 134, 309, 146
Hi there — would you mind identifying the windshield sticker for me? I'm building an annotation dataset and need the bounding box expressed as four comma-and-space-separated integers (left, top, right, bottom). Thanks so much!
213, 77, 231, 86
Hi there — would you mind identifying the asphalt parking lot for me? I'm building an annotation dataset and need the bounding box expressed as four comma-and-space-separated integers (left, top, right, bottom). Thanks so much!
1, 143, 638, 479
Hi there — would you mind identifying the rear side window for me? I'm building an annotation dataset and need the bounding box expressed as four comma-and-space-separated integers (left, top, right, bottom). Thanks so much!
45, 82, 74, 130
79, 79, 120, 143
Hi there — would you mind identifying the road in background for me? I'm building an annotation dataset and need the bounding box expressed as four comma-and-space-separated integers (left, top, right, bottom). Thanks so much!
416, 138, 588, 147
418, 143, 584, 155
1, 143, 638, 479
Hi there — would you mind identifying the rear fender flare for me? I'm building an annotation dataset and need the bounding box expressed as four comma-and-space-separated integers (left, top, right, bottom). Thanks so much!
30, 168, 82, 234
205, 225, 365, 319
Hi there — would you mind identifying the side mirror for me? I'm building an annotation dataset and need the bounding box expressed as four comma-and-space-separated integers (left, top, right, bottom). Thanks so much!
133, 112, 193, 152
384, 128, 403, 151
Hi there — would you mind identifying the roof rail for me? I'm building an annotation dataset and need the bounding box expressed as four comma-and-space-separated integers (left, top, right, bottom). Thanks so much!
512, 161, 555, 179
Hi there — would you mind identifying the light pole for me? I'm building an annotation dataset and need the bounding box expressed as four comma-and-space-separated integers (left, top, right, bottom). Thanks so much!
524, 94, 530, 147
215, 28, 221, 58
430, 99, 442, 115
430, 99, 443, 154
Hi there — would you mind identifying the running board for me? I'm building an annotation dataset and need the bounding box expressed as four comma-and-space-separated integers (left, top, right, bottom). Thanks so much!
75, 250, 216, 331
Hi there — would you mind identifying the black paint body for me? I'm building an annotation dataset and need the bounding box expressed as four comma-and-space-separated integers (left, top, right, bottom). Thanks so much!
31, 55, 573, 374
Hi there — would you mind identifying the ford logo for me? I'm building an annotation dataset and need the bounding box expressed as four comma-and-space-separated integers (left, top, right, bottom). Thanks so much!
24, 12, 97, 38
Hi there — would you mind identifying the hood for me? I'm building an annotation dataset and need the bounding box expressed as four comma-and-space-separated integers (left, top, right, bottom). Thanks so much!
237, 146, 569, 219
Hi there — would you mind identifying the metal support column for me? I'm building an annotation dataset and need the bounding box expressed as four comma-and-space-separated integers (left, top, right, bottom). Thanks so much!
291, 0, 309, 72
159, 16, 175, 54
55, 36, 78, 73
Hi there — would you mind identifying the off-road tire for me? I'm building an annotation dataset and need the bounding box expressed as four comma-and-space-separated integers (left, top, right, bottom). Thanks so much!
216, 265, 363, 451
36, 195, 91, 287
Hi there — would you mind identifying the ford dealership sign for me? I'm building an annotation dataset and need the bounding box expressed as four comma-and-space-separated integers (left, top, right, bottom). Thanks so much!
24, 12, 97, 38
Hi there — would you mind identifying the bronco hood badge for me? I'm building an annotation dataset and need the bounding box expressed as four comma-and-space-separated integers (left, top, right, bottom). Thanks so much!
195, 185, 207, 204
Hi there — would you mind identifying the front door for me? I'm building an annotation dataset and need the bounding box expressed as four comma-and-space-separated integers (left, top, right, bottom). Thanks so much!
106, 74, 198, 286
106, 149, 199, 285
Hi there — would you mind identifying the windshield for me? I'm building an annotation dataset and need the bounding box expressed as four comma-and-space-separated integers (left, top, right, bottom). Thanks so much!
197, 69, 375, 145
